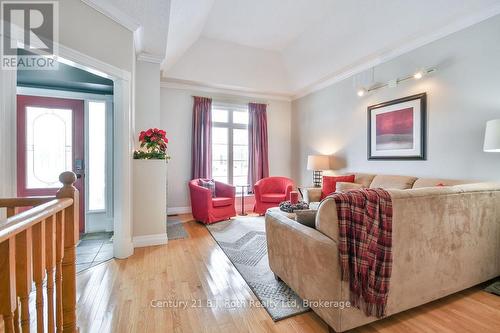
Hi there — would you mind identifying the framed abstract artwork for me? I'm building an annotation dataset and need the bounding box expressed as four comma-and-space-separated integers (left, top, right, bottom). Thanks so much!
368, 93, 426, 160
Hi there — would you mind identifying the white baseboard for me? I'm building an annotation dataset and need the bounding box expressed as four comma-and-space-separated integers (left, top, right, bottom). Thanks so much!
167, 206, 191, 215
133, 233, 168, 248
113, 238, 134, 259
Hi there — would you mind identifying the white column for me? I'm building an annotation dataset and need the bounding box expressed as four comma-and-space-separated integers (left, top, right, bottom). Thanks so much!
131, 58, 168, 246
113, 78, 135, 258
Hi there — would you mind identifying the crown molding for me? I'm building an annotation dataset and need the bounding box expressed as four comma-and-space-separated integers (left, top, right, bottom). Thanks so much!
161, 78, 293, 102
80, 0, 141, 32
292, 5, 500, 100
137, 52, 164, 64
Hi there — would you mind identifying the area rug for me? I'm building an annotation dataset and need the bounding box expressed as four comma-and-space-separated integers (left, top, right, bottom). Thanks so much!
484, 280, 500, 296
206, 216, 310, 321
167, 217, 188, 240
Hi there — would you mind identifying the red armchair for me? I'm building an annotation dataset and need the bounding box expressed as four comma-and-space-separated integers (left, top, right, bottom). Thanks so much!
253, 177, 294, 215
188, 179, 236, 224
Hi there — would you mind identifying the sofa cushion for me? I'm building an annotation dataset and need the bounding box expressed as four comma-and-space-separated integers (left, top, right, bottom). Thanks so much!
353, 173, 377, 188
412, 178, 470, 189
336, 182, 364, 192
261, 193, 286, 203
321, 175, 355, 199
370, 175, 417, 189
212, 197, 232, 207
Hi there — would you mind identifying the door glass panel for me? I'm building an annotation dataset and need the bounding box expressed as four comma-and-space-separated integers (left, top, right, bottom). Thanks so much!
212, 127, 228, 184
88, 101, 106, 211
212, 144, 228, 162
233, 110, 248, 124
212, 127, 228, 145
233, 128, 248, 145
26, 107, 73, 189
212, 109, 228, 123
212, 160, 228, 184
233, 145, 247, 161
233, 128, 248, 190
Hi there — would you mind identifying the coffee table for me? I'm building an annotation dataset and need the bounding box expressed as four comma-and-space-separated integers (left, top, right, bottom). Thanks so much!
267, 207, 297, 220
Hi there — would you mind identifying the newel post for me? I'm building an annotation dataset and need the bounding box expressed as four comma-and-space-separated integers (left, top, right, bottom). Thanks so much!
56, 172, 79, 333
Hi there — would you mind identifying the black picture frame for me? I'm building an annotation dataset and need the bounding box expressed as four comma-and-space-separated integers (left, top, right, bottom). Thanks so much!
367, 93, 427, 160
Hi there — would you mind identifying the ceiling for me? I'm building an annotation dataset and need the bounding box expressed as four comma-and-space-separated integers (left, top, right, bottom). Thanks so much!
202, 0, 332, 51
83, 0, 500, 98
164, 0, 215, 71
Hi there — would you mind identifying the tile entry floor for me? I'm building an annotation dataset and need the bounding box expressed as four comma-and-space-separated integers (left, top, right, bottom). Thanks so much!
76, 232, 114, 273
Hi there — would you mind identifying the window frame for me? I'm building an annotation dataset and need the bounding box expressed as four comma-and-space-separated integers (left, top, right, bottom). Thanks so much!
211, 103, 249, 188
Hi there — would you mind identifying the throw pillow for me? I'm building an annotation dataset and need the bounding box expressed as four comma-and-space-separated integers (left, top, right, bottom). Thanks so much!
198, 179, 216, 197
321, 175, 355, 200
336, 182, 363, 192
295, 209, 317, 228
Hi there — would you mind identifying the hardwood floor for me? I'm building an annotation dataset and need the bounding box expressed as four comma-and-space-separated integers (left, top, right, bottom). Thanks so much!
76, 214, 500, 333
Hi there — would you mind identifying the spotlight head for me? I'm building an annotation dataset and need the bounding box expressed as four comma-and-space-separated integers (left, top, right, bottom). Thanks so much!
414, 71, 423, 80
357, 88, 366, 97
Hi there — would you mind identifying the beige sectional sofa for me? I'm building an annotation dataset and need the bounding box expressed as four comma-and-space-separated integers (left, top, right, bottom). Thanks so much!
265, 173, 500, 332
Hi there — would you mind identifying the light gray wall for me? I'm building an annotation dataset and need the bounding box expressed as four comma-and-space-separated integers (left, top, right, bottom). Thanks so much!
292, 15, 500, 186
60, 0, 134, 72
160, 87, 292, 210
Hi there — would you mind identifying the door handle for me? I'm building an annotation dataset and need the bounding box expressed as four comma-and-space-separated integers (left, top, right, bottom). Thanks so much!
75, 159, 84, 179
75, 159, 84, 171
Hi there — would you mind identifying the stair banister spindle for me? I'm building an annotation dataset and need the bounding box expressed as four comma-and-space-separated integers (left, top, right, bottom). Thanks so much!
56, 171, 79, 333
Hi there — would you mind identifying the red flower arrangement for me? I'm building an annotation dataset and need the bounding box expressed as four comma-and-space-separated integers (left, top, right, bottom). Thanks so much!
134, 128, 170, 160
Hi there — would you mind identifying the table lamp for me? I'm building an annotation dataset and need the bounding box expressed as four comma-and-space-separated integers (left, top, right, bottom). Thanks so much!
484, 119, 500, 152
307, 155, 330, 187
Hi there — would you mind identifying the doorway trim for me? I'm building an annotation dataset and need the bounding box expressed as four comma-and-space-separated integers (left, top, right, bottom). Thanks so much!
54, 44, 134, 259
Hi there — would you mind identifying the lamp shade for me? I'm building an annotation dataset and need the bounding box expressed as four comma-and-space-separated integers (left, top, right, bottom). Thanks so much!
484, 119, 500, 152
307, 155, 330, 171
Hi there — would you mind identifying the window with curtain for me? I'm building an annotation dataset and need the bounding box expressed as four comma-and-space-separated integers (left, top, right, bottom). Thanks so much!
211, 104, 249, 193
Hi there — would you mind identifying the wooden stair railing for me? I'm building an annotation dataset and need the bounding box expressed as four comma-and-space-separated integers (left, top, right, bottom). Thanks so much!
0, 172, 79, 333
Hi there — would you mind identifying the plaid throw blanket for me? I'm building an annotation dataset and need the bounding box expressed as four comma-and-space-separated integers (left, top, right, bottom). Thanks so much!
332, 188, 393, 318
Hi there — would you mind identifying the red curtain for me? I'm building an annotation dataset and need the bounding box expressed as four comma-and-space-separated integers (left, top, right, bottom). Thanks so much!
192, 96, 212, 179
248, 103, 269, 188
